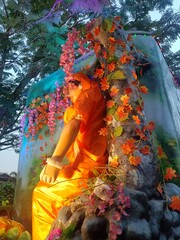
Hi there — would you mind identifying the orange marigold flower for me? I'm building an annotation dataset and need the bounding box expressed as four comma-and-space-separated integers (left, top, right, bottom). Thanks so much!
140, 85, 148, 94
121, 143, 132, 155
110, 86, 119, 97
108, 37, 116, 44
124, 104, 132, 113
136, 105, 143, 114
120, 54, 134, 64
169, 196, 180, 211
129, 156, 142, 166
94, 26, 100, 35
121, 138, 136, 155
100, 77, 109, 91
94, 68, 104, 78
127, 34, 132, 42
117, 106, 129, 121
120, 94, 130, 105
106, 100, 115, 108
109, 156, 119, 167
86, 32, 94, 41
135, 128, 148, 141
140, 145, 150, 155
157, 145, 163, 157
104, 115, 113, 124
109, 45, 115, 53
116, 39, 126, 49
145, 121, 156, 132
164, 167, 177, 180
102, 50, 108, 59
99, 127, 108, 136
132, 115, 141, 125
109, 24, 116, 33
94, 42, 101, 54
132, 70, 137, 79
132, 80, 138, 87
101, 63, 105, 69
107, 62, 116, 72
124, 87, 133, 95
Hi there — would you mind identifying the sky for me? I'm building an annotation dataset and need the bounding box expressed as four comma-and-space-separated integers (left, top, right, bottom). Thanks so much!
0, 0, 179, 174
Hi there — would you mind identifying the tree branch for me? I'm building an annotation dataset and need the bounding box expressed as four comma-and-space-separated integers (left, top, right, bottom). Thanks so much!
2, 0, 9, 19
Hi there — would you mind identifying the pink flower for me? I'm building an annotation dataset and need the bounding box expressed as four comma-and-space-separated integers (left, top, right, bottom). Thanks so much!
48, 228, 62, 240
110, 222, 122, 240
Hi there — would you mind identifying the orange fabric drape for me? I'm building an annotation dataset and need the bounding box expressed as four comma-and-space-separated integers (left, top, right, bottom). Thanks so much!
32, 73, 107, 240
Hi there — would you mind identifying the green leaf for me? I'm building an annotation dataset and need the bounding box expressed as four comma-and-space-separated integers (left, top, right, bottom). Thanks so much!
0, 227, 5, 236
102, 18, 113, 32
107, 104, 117, 115
61, 224, 76, 239
18, 231, 32, 240
5, 227, 19, 240
114, 126, 123, 137
107, 70, 126, 80
107, 175, 116, 181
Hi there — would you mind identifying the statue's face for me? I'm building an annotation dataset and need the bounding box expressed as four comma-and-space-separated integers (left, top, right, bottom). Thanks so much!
68, 83, 82, 103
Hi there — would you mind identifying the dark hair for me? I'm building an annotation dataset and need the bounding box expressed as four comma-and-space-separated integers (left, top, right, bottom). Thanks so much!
69, 80, 81, 86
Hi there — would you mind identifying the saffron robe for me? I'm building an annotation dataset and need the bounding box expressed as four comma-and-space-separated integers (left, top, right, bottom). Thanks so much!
32, 73, 107, 240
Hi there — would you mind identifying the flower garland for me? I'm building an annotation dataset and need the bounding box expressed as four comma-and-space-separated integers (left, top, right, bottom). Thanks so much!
21, 84, 68, 141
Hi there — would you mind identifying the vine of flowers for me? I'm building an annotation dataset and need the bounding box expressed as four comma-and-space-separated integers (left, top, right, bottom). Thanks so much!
21, 84, 68, 141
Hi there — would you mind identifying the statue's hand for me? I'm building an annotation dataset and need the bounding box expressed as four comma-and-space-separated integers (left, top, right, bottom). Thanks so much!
40, 164, 59, 184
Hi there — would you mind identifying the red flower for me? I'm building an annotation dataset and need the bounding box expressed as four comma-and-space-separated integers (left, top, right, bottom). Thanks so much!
164, 167, 176, 180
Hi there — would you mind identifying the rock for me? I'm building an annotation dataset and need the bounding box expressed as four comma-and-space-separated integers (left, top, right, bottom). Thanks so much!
81, 215, 109, 240
64, 207, 85, 231
171, 211, 180, 227
159, 233, 168, 240
48, 206, 72, 232
161, 210, 174, 232
72, 231, 82, 240
165, 183, 180, 198
125, 219, 152, 240
134, 154, 158, 196
167, 235, 177, 240
149, 217, 160, 240
126, 199, 147, 219
57, 206, 72, 225
71, 199, 85, 214
148, 200, 165, 219
125, 188, 149, 219
148, 200, 165, 239
172, 226, 180, 239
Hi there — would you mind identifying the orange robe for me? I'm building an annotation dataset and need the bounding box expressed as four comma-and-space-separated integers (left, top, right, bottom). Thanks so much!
32, 73, 107, 240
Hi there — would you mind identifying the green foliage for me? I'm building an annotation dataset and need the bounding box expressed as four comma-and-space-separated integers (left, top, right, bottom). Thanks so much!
5, 227, 19, 240
0, 0, 78, 151
60, 224, 76, 240
0, 228, 31, 240
18, 231, 32, 240
0, 181, 15, 206
155, 127, 180, 186
117, 0, 180, 76
114, 126, 123, 137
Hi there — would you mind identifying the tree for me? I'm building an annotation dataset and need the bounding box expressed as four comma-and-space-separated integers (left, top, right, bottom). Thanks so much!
0, 0, 179, 151
117, 0, 180, 75
0, 0, 84, 151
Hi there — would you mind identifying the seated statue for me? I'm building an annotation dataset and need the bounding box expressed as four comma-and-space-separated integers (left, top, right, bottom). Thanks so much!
32, 72, 108, 240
